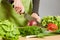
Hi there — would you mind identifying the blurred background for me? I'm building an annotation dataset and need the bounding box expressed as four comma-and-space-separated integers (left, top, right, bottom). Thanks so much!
38, 0, 60, 18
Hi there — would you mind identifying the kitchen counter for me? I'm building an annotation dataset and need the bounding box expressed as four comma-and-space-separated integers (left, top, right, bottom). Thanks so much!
19, 35, 60, 40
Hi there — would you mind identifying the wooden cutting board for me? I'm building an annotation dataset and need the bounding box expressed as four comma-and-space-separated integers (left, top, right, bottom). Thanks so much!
19, 35, 60, 40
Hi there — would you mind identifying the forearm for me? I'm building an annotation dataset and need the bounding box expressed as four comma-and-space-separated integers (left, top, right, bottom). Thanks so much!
14, 0, 21, 2
14, 0, 23, 5
8, 0, 21, 2
14, 0, 22, 4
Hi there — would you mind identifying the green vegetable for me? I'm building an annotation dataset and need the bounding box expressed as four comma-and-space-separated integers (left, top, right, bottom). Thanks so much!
19, 26, 44, 37
41, 16, 60, 28
41, 20, 47, 27
19, 26, 60, 38
56, 16, 60, 21
36, 31, 56, 38
37, 33, 54, 38
58, 22, 60, 29
37, 33, 45, 38
53, 29, 60, 34
0, 20, 20, 40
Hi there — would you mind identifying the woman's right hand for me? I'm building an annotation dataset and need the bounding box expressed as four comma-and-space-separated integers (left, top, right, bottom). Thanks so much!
14, 0, 25, 14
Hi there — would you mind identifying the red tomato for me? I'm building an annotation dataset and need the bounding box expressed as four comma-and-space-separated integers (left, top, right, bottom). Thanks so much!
47, 23, 58, 32
28, 20, 37, 26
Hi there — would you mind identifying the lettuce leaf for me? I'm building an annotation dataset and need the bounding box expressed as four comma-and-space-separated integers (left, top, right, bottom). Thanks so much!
0, 20, 20, 40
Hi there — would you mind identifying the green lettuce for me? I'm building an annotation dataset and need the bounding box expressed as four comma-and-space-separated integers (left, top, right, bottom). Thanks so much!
0, 20, 20, 40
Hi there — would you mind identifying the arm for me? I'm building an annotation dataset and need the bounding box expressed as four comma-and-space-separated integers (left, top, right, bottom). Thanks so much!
33, 0, 40, 15
14, 0, 21, 2
31, 0, 40, 22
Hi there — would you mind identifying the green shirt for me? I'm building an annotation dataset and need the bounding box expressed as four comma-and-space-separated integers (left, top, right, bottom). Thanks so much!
0, 0, 33, 27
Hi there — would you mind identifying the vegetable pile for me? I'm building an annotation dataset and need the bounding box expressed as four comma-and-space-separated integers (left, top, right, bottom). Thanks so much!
19, 26, 44, 37
19, 26, 54, 38
41, 16, 60, 31
18, 16, 60, 38
0, 20, 20, 40
40, 16, 60, 34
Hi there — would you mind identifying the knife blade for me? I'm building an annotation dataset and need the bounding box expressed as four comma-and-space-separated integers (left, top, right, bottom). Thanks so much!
24, 13, 36, 21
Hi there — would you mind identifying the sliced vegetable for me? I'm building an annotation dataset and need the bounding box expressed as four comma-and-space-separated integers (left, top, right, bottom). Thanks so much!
27, 20, 37, 26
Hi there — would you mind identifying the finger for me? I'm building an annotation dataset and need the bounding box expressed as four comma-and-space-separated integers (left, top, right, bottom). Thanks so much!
19, 9, 24, 15
18, 8, 24, 14
20, 8, 25, 13
14, 7, 21, 14
16, 8, 22, 14
14, 7, 19, 11
31, 13, 38, 19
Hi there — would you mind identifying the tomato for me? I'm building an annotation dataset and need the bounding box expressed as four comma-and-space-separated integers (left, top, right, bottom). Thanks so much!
47, 23, 58, 32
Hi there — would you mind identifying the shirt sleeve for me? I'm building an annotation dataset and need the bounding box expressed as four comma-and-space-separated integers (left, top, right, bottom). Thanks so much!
33, 0, 40, 15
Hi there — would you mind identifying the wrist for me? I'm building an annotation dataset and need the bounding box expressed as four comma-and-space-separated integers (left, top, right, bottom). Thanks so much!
14, 0, 22, 4
14, 0, 21, 2
14, 0, 22, 3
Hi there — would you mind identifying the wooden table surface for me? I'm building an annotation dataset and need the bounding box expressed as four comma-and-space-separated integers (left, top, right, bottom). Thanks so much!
19, 35, 60, 40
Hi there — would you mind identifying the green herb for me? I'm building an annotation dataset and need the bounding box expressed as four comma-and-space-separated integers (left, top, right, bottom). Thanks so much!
19, 26, 44, 37
36, 33, 55, 38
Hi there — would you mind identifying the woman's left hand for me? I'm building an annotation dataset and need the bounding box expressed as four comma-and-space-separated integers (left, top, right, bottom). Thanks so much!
31, 13, 41, 22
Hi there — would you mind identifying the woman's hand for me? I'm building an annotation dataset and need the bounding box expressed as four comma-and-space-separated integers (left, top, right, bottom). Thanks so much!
14, 0, 24, 14
31, 13, 41, 22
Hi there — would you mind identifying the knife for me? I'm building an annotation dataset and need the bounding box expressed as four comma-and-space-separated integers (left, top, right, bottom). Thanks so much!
24, 12, 40, 26
24, 12, 36, 21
